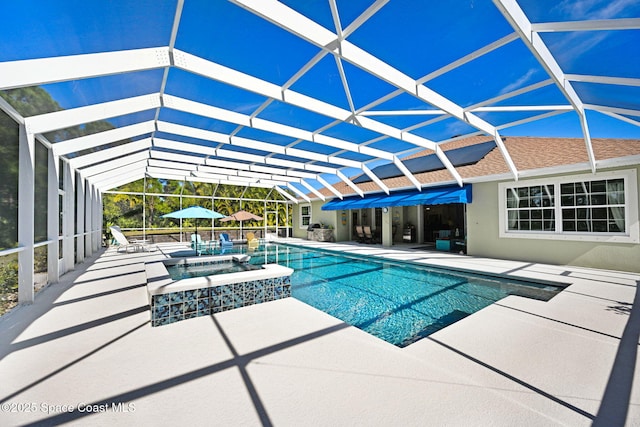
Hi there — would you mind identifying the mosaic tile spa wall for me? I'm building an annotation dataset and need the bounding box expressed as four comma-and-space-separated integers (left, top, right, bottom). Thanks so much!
150, 275, 291, 327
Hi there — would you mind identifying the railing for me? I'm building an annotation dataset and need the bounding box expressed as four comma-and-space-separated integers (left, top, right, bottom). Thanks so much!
110, 227, 293, 244
0, 246, 24, 257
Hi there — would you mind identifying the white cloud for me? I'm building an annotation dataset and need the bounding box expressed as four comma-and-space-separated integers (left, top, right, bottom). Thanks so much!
444, 119, 474, 138
543, 0, 636, 68
499, 68, 538, 95
552, 0, 635, 20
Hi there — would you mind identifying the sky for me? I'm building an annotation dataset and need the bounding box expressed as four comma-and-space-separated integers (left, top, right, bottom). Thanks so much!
1, 0, 639, 154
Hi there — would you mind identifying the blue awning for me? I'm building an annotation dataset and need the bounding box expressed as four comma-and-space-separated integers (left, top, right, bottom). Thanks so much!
322, 184, 472, 211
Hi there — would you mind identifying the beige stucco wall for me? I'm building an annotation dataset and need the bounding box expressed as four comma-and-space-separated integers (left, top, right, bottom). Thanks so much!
292, 201, 349, 240
467, 166, 640, 273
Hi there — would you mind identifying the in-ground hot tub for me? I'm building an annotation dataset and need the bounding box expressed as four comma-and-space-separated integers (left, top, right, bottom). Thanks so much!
145, 255, 293, 327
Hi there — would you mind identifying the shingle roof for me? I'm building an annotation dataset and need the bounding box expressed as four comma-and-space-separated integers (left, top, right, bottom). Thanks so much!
311, 136, 640, 199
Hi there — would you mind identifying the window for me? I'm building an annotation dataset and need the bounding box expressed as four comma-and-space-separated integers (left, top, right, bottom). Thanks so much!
300, 205, 311, 228
560, 179, 624, 233
506, 185, 555, 231
499, 170, 638, 243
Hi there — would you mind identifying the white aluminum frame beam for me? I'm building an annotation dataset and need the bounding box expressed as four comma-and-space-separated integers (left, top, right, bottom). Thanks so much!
231, 0, 517, 183
286, 183, 311, 203
87, 160, 149, 184
496, 110, 568, 131
336, 170, 363, 197
273, 186, 299, 203
564, 74, 640, 87
68, 138, 152, 169
163, 95, 395, 161
584, 104, 640, 118
149, 148, 206, 166
600, 112, 640, 128
393, 157, 422, 190
53, 121, 156, 156
155, 122, 372, 177
189, 170, 290, 187
494, 0, 597, 173
360, 110, 445, 116
148, 153, 339, 204
361, 164, 389, 194
149, 156, 303, 184
465, 79, 555, 112
472, 105, 573, 112
145, 168, 194, 182
417, 33, 519, 85
25, 94, 161, 135
95, 170, 146, 191
173, 48, 464, 185
147, 158, 199, 172
299, 179, 326, 201
530, 18, 640, 33
183, 175, 277, 190
316, 176, 343, 199
80, 151, 150, 178
0, 47, 170, 90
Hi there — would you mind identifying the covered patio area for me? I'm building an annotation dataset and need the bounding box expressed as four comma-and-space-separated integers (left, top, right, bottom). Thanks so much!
1, 240, 638, 426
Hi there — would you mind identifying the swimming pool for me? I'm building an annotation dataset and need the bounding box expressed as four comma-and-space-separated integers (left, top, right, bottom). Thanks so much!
166, 260, 259, 280
190, 244, 565, 347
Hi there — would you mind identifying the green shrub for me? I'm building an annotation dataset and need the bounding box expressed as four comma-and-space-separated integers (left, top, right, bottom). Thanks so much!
0, 258, 18, 316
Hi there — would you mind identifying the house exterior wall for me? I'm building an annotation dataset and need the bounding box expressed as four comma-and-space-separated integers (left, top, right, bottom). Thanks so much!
292, 166, 640, 273
292, 201, 343, 240
467, 166, 640, 273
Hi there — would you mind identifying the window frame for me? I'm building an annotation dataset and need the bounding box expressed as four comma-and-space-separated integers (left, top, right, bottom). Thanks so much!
299, 204, 311, 229
498, 169, 639, 243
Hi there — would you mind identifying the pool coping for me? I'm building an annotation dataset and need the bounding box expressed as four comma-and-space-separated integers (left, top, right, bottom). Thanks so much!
281, 241, 571, 290
145, 255, 294, 298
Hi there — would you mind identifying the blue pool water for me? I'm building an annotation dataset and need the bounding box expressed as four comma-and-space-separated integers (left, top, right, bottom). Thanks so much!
166, 261, 259, 280
192, 244, 564, 347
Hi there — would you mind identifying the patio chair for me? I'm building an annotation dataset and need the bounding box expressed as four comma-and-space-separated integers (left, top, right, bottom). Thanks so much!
363, 226, 374, 243
219, 233, 234, 249
355, 225, 366, 243
191, 233, 215, 255
246, 232, 259, 250
110, 226, 152, 253
190, 233, 202, 250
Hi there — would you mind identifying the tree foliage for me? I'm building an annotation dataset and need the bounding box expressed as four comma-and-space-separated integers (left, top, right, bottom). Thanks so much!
103, 178, 293, 233
0, 106, 19, 250
0, 87, 124, 249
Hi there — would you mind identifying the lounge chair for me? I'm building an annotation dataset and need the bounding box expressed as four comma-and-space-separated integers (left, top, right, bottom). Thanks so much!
110, 226, 153, 253
363, 225, 374, 243
355, 225, 365, 243
246, 232, 259, 250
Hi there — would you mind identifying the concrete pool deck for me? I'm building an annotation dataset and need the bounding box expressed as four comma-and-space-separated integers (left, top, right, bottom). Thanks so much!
0, 239, 638, 426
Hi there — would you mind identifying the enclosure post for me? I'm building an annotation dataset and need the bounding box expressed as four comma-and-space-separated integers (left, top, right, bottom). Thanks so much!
63, 161, 75, 273
84, 181, 93, 258
143, 175, 146, 240
17, 124, 34, 303
76, 174, 85, 264
47, 148, 59, 284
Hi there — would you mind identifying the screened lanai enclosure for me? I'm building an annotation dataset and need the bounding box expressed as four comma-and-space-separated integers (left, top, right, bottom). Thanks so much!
102, 179, 292, 243
1, 0, 639, 312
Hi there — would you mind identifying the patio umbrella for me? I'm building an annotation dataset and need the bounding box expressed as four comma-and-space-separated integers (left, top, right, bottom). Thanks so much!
219, 210, 263, 239
162, 206, 224, 238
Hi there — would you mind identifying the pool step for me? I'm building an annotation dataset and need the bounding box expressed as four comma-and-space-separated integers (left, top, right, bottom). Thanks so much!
400, 309, 471, 347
